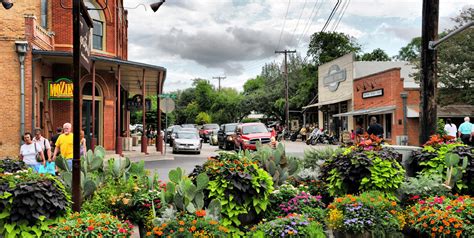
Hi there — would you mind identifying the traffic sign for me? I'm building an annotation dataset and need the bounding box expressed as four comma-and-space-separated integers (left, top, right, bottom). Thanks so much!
158, 93, 177, 99
160, 98, 175, 113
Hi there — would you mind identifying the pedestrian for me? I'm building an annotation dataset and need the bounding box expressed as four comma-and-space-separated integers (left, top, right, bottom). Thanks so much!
355, 119, 364, 143
458, 117, 472, 145
20, 132, 45, 172
33, 128, 52, 162
52, 122, 74, 170
367, 116, 384, 139
299, 125, 307, 142
444, 118, 457, 138
50, 127, 62, 154
80, 130, 87, 157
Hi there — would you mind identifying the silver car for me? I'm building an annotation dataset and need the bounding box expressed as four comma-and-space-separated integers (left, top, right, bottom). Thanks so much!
172, 131, 202, 154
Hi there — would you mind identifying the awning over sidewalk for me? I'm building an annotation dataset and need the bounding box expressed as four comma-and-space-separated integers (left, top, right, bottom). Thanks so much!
333, 105, 396, 117
302, 95, 352, 109
407, 105, 474, 118
32, 50, 167, 95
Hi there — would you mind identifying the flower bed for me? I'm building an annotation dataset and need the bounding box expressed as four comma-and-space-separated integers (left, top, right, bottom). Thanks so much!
252, 213, 325, 238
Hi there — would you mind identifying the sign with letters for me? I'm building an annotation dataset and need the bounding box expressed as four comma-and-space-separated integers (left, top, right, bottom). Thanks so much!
323, 65, 347, 92
48, 78, 73, 100
362, 89, 384, 99
80, 3, 93, 73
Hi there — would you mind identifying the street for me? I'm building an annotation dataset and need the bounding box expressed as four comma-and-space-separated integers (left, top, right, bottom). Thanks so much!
144, 140, 338, 181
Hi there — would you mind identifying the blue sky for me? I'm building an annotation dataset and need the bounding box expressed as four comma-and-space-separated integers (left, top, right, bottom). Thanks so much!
125, 0, 472, 92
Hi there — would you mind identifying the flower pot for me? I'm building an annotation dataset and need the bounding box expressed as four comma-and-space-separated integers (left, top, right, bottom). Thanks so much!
333, 230, 372, 238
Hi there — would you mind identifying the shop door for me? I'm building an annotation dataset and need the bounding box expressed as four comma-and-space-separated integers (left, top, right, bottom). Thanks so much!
82, 100, 101, 149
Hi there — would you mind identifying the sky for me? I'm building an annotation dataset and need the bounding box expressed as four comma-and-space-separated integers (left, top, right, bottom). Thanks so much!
125, 0, 473, 93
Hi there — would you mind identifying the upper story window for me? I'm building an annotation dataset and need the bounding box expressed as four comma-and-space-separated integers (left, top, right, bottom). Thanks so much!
40, 0, 47, 28
84, 0, 105, 51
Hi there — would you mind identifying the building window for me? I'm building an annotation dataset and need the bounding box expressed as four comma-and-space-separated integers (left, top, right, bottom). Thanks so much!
385, 113, 392, 139
40, 0, 47, 28
92, 20, 103, 50
85, 0, 105, 51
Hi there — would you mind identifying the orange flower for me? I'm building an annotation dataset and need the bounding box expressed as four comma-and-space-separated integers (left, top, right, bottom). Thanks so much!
390, 210, 397, 215
196, 209, 206, 217
391, 201, 397, 206
422, 223, 428, 228
192, 220, 197, 224
190, 226, 196, 232
155, 231, 163, 236
178, 220, 185, 226
430, 220, 435, 225
179, 228, 185, 232
438, 226, 444, 232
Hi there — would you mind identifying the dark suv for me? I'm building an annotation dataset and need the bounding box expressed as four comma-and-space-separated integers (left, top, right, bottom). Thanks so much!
233, 122, 272, 151
217, 123, 238, 150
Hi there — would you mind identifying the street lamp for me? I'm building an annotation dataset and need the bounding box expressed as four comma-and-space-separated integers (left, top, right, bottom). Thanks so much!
15, 41, 28, 144
150, 0, 165, 12
1, 0, 13, 9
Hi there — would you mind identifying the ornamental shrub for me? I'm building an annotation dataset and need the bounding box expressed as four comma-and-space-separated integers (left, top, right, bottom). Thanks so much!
145, 213, 229, 237
252, 214, 326, 238
0, 158, 28, 173
410, 142, 474, 193
327, 191, 405, 235
319, 146, 404, 197
0, 170, 71, 237
47, 212, 134, 237
204, 152, 274, 227
406, 195, 474, 237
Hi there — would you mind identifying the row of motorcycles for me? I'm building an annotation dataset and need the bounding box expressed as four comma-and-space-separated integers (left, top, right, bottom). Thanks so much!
276, 128, 338, 145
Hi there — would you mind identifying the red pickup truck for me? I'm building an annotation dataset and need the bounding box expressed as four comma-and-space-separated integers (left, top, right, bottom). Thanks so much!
199, 124, 219, 142
234, 122, 273, 151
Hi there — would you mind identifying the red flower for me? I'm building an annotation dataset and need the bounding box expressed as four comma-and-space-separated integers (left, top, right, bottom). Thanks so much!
119, 228, 127, 233
88, 226, 94, 231
411, 195, 420, 200
419, 200, 426, 205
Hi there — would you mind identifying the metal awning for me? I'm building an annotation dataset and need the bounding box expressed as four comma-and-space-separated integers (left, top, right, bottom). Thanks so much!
32, 50, 167, 95
302, 95, 352, 109
333, 105, 396, 117
407, 105, 474, 118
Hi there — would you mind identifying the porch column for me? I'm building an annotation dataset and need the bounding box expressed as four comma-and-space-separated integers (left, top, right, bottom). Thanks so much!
156, 71, 163, 153
115, 65, 122, 155
141, 69, 148, 154
91, 61, 96, 151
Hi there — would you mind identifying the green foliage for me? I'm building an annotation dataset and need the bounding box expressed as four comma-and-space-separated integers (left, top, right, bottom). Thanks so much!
47, 212, 134, 237
411, 143, 474, 193
396, 36, 421, 61
398, 174, 449, 203
302, 147, 343, 169
327, 191, 405, 234
203, 152, 274, 227
195, 112, 212, 125
357, 48, 391, 61
147, 213, 229, 237
0, 170, 70, 237
252, 143, 299, 187
241, 118, 260, 123
0, 159, 28, 173
320, 147, 404, 197
163, 168, 212, 214
264, 183, 301, 220
437, 119, 447, 137
253, 214, 325, 238
307, 31, 361, 66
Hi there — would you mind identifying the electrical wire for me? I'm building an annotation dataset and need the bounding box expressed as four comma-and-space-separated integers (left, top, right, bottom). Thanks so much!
321, 0, 341, 32
289, 0, 308, 44
276, 0, 291, 51
296, 0, 320, 46
332, 0, 350, 32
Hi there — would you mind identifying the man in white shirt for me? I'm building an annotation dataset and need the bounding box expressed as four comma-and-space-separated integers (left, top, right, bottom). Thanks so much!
33, 128, 52, 161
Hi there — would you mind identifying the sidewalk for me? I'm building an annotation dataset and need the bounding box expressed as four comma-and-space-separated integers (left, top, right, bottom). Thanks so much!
105, 144, 174, 162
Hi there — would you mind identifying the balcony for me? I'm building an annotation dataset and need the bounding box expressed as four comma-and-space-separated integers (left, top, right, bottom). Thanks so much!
25, 15, 54, 50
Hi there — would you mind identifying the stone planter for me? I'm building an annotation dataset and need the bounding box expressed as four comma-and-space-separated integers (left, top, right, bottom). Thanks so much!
382, 144, 422, 177
333, 230, 372, 238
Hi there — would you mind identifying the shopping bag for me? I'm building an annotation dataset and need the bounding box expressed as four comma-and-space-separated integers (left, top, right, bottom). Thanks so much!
46, 162, 56, 175
37, 164, 47, 174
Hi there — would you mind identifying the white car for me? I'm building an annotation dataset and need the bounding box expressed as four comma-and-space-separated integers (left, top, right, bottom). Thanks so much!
172, 131, 202, 154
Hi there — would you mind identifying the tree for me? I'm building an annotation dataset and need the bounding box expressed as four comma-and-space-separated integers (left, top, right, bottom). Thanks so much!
358, 48, 391, 61
307, 31, 361, 66
195, 112, 211, 125
395, 37, 421, 61
193, 79, 215, 112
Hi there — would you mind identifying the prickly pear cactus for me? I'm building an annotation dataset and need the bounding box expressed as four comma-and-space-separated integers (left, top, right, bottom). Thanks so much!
253, 143, 299, 187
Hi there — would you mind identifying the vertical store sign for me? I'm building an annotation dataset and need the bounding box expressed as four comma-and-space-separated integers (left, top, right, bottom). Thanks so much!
80, 3, 93, 73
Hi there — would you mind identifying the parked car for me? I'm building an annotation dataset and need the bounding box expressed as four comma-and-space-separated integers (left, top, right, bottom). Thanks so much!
169, 126, 183, 147
172, 131, 202, 154
199, 124, 220, 142
234, 122, 273, 151
179, 127, 199, 136
218, 123, 238, 150
181, 124, 195, 128
209, 129, 219, 146
166, 125, 181, 143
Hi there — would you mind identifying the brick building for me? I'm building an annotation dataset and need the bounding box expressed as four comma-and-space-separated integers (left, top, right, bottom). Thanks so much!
0, 0, 166, 158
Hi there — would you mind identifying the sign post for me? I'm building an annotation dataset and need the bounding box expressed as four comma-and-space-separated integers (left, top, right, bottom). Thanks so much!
160, 98, 175, 155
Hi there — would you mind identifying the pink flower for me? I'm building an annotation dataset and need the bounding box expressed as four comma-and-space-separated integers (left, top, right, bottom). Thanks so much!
447, 206, 452, 210
456, 209, 462, 213
418, 200, 426, 205
434, 197, 443, 204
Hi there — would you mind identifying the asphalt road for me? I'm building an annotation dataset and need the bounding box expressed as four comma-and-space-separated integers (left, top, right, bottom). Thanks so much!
144, 140, 338, 181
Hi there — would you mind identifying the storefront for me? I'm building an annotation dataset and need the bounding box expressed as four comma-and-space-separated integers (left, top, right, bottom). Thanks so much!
333, 67, 420, 145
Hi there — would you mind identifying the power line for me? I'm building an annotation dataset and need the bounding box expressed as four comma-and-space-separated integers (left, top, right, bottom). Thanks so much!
289, 0, 308, 44
321, 0, 342, 32
332, 0, 350, 32
296, 0, 320, 45
277, 0, 291, 50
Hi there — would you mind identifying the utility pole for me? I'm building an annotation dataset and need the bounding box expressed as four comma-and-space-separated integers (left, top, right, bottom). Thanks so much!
275, 50, 296, 134
419, 0, 439, 145
212, 76, 226, 91
72, 0, 81, 212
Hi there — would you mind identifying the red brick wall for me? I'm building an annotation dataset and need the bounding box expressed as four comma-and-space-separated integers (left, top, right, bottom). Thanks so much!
353, 68, 420, 145
51, 0, 127, 59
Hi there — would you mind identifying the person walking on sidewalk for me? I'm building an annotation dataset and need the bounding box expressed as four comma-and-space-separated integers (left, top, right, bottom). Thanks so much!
458, 117, 472, 145
33, 128, 52, 162
20, 132, 45, 172
52, 123, 74, 170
